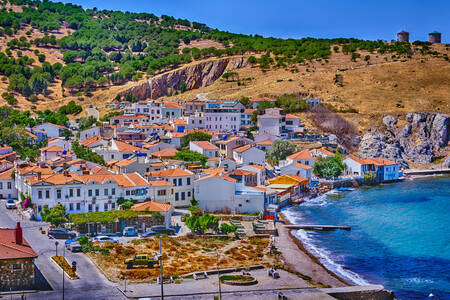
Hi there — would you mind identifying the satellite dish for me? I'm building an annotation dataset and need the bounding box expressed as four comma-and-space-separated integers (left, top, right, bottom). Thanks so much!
62, 150, 67, 155
222, 135, 227, 140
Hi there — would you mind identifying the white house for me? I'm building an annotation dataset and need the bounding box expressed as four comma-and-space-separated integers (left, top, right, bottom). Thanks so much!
311, 148, 335, 158
47, 137, 71, 151
33, 123, 68, 139
79, 126, 101, 140
239, 164, 266, 186
343, 155, 370, 177
285, 114, 302, 132
0, 168, 17, 199
189, 141, 219, 158
343, 156, 399, 182
204, 108, 241, 131
257, 112, 282, 136
93, 139, 150, 162
232, 145, 266, 166
219, 158, 237, 172
131, 201, 173, 228
285, 150, 315, 167
147, 180, 174, 205
194, 174, 265, 213
148, 168, 194, 207
280, 162, 312, 181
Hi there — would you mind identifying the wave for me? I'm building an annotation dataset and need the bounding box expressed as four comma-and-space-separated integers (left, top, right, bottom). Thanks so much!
282, 208, 369, 286
300, 194, 330, 207
293, 228, 369, 286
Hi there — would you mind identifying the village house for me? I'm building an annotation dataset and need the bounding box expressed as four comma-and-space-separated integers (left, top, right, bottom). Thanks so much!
239, 164, 266, 186
151, 148, 179, 159
215, 136, 255, 158
162, 102, 182, 119
93, 139, 150, 162
189, 141, 219, 158
285, 149, 315, 167
79, 126, 102, 140
167, 131, 186, 149
249, 97, 276, 109
194, 173, 265, 213
232, 145, 266, 166
311, 148, 335, 158
109, 114, 150, 126
257, 111, 283, 136
0, 168, 17, 200
227, 169, 258, 186
343, 155, 399, 182
47, 137, 71, 151
183, 101, 206, 116
80, 135, 108, 149
280, 162, 312, 181
0, 223, 38, 292
285, 114, 302, 133
148, 168, 194, 207
131, 201, 173, 228
256, 139, 273, 151
204, 108, 241, 131
33, 122, 68, 139
268, 174, 309, 200
115, 154, 164, 176
241, 109, 256, 127
147, 180, 174, 205
187, 112, 206, 129
343, 155, 371, 177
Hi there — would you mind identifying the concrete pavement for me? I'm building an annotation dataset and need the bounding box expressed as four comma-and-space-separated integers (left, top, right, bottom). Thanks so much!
0, 200, 125, 300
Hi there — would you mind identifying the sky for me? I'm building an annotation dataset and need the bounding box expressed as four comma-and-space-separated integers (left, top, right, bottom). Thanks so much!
60, 0, 450, 43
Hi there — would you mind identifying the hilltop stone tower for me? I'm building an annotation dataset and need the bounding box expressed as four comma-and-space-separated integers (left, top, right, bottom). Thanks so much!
397, 31, 409, 42
428, 31, 441, 43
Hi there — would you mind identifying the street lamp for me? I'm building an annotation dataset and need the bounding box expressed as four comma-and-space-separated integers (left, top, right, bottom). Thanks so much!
55, 241, 59, 257
216, 250, 222, 300
159, 235, 164, 299
62, 242, 65, 300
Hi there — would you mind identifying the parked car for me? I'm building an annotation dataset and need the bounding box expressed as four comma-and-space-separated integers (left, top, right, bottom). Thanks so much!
68, 242, 82, 252
140, 231, 159, 238
48, 228, 77, 240
93, 236, 118, 243
150, 225, 175, 235
124, 254, 157, 269
5, 199, 16, 209
268, 268, 280, 279
123, 226, 138, 237
274, 166, 281, 175
65, 236, 82, 248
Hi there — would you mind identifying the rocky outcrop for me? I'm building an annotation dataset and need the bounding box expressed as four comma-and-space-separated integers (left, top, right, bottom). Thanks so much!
121, 57, 248, 100
358, 113, 449, 167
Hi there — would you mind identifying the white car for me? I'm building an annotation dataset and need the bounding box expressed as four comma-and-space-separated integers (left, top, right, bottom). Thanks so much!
5, 199, 16, 209
93, 236, 118, 243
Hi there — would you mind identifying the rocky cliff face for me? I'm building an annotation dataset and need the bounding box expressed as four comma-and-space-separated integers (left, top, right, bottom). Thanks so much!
121, 57, 247, 100
358, 113, 449, 168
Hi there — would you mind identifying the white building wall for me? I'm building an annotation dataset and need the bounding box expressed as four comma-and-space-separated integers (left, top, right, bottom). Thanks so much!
205, 112, 241, 131
0, 179, 18, 199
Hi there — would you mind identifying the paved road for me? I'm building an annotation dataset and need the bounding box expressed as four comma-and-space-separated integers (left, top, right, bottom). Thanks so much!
0, 201, 125, 300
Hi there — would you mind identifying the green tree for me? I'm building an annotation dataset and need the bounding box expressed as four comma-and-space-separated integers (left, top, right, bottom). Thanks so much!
181, 132, 212, 148
248, 56, 257, 66
239, 96, 250, 108
174, 149, 208, 167
251, 110, 258, 126
267, 140, 296, 162
313, 156, 346, 178
41, 204, 66, 227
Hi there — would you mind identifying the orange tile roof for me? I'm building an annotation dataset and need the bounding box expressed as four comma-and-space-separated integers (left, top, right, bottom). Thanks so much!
116, 158, 135, 167
243, 109, 256, 114
285, 114, 300, 119
347, 155, 370, 165
40, 145, 64, 152
250, 97, 276, 102
0, 227, 37, 260
152, 148, 179, 158
292, 162, 313, 170
0, 168, 13, 180
365, 158, 397, 166
125, 173, 149, 187
92, 167, 112, 175
164, 102, 180, 108
191, 141, 218, 150
113, 140, 145, 153
196, 173, 237, 183
229, 169, 256, 176
40, 122, 67, 129
132, 201, 172, 212
16, 165, 53, 176
234, 144, 252, 153
149, 180, 173, 187
257, 140, 273, 145
170, 132, 187, 138
26, 131, 37, 139
204, 168, 224, 176
80, 135, 102, 147
316, 148, 335, 157
247, 164, 265, 170
150, 168, 193, 177
173, 119, 187, 125
284, 174, 308, 183
288, 150, 312, 160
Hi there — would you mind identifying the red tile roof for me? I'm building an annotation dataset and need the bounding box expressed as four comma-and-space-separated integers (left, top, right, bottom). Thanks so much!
0, 168, 13, 180
234, 144, 252, 153
150, 168, 193, 177
113, 140, 144, 153
191, 141, 218, 150
288, 150, 312, 160
149, 180, 173, 187
164, 102, 180, 108
152, 148, 179, 158
132, 201, 172, 212
40, 145, 64, 152
292, 162, 313, 170
285, 114, 300, 119
80, 135, 102, 147
0, 226, 38, 260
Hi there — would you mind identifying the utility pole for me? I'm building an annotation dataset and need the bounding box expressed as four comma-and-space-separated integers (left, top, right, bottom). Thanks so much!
216, 251, 222, 300
159, 235, 164, 300
62, 243, 65, 300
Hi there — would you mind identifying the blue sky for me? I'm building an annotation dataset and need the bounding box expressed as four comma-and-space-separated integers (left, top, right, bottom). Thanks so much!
61, 0, 449, 42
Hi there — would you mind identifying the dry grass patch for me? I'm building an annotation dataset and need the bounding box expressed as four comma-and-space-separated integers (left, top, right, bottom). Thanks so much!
88, 236, 271, 283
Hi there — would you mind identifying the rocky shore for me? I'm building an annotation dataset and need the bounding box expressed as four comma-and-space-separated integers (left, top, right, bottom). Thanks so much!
358, 112, 449, 168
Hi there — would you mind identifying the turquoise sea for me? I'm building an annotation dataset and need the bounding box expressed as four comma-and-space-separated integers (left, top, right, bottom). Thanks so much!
283, 176, 450, 299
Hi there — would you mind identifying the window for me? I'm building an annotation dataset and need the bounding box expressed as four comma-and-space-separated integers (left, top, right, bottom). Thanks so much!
45, 190, 50, 199
112, 188, 115, 196
95, 189, 99, 197
88, 190, 92, 197
188, 191, 191, 197
88, 204, 92, 212
69, 203, 73, 211
0, 182, 2, 189
38, 205, 42, 212
38, 190, 42, 199
173, 179, 177, 186
104, 189, 108, 196
111, 203, 115, 210
157, 190, 166, 196
11, 264, 22, 270
104, 203, 108, 211
126, 190, 130, 196
7, 182, 11, 189
175, 193, 179, 201
187, 178, 191, 185
69, 189, 73, 197
95, 205, 99, 212
178, 178, 182, 186
76, 203, 81, 210
77, 189, 80, 197
181, 192, 185, 200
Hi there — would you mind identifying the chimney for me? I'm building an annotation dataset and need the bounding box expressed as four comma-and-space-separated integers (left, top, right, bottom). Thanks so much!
37, 171, 42, 180
15, 222, 23, 245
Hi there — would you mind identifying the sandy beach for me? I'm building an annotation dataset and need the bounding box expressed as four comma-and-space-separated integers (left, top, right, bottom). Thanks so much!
275, 213, 349, 288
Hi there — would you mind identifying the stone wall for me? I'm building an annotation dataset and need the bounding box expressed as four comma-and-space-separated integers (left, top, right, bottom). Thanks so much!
0, 258, 36, 291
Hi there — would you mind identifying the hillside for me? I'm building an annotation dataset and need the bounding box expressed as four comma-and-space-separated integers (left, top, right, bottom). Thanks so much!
0, 0, 447, 132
